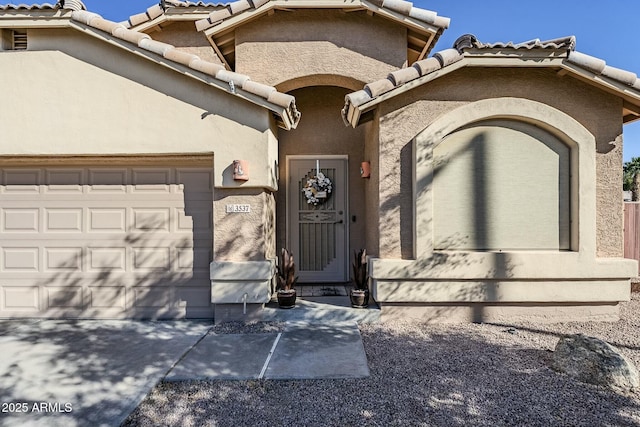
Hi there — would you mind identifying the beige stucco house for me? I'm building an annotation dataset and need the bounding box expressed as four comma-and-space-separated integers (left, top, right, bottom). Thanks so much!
1, 0, 639, 323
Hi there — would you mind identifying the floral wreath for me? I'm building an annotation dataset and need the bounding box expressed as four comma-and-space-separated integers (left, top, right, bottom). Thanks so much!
302, 172, 333, 205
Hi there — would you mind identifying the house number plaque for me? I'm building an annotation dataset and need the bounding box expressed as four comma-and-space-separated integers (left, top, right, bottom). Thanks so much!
226, 204, 251, 213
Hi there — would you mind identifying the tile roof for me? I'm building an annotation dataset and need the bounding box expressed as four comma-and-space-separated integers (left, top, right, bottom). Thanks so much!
343, 34, 640, 126
471, 36, 576, 51
67, 9, 300, 129
0, 2, 58, 10
0, 0, 84, 11
195, 0, 449, 70
124, 0, 224, 29
0, 2, 300, 128
164, 0, 224, 6
195, 0, 450, 32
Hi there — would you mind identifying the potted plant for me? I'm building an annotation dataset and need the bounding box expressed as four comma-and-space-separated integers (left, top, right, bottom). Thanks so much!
350, 249, 369, 308
276, 248, 298, 309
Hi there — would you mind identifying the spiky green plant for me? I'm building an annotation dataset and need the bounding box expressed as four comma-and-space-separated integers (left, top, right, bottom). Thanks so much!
276, 248, 298, 291
352, 249, 368, 290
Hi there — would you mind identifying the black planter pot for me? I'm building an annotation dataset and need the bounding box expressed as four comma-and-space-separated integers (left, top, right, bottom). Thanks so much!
277, 289, 297, 309
350, 289, 369, 308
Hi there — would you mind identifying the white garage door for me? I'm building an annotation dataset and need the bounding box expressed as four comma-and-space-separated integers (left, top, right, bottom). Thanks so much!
0, 161, 214, 319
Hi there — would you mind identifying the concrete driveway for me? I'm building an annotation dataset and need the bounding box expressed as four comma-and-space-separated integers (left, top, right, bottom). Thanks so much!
0, 320, 211, 427
0, 319, 369, 427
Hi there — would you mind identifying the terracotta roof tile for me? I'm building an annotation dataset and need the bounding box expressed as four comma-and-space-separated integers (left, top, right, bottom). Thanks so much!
344, 90, 372, 109
112, 25, 151, 45
196, 0, 450, 33
364, 77, 395, 98
164, 0, 224, 6
382, 0, 411, 16
124, 0, 224, 29
0, 0, 87, 11
412, 56, 441, 76
88, 16, 123, 34
388, 66, 419, 86
473, 36, 576, 51
600, 65, 637, 87
267, 91, 295, 109
229, 0, 251, 14
564, 50, 606, 74
163, 46, 200, 65
343, 33, 640, 126
195, 6, 231, 30
242, 80, 276, 99
433, 48, 463, 67
0, 2, 58, 10
61, 10, 299, 128
190, 58, 225, 75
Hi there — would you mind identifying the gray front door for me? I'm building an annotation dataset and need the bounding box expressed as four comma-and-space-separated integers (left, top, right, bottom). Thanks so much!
288, 157, 348, 282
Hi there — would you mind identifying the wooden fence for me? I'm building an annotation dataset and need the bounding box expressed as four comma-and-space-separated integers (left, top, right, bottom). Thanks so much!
624, 202, 640, 274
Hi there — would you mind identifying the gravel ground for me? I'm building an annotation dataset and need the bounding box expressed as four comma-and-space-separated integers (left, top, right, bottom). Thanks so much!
122, 294, 640, 427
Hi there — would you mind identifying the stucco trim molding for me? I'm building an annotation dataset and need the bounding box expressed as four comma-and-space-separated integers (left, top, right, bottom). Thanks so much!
368, 97, 636, 310
414, 97, 594, 259
210, 260, 275, 304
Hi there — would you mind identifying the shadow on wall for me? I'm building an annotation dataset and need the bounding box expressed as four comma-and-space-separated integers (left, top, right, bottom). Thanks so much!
0, 167, 216, 320
383, 125, 576, 322
213, 188, 270, 262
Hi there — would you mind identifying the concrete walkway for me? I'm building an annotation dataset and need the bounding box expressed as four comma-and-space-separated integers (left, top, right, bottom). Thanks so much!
166, 321, 369, 381
0, 318, 369, 427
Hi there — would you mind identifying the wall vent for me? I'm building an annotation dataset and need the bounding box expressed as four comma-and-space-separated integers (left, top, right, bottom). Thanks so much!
12, 30, 27, 50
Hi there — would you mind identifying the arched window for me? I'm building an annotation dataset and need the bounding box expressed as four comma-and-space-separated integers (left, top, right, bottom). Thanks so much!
432, 119, 570, 251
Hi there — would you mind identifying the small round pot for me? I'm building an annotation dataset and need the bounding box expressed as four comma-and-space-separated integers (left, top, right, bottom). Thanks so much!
350, 289, 369, 308
277, 289, 297, 309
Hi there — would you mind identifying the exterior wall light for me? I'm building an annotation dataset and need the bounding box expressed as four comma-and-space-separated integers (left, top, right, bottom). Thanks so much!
360, 161, 371, 178
233, 160, 249, 181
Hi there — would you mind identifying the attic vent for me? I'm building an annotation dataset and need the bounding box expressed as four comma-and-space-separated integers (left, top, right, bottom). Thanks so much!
12, 30, 27, 50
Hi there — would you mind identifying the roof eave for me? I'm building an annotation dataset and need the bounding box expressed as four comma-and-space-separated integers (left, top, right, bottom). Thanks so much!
559, 61, 640, 124
0, 9, 71, 26
68, 20, 298, 129
200, 0, 448, 34
345, 55, 640, 128
344, 58, 469, 128
128, 9, 224, 33
200, 0, 445, 69
345, 56, 570, 128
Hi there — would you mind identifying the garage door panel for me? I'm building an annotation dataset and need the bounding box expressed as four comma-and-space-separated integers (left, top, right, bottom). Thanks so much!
177, 169, 213, 192
88, 169, 128, 189
133, 208, 171, 231
132, 169, 173, 192
133, 248, 171, 271
89, 286, 126, 309
1, 169, 41, 191
46, 286, 83, 308
2, 208, 39, 232
89, 208, 127, 232
45, 248, 83, 272
45, 208, 83, 232
2, 286, 39, 311
2, 247, 39, 271
45, 169, 84, 192
0, 164, 213, 319
88, 248, 127, 271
